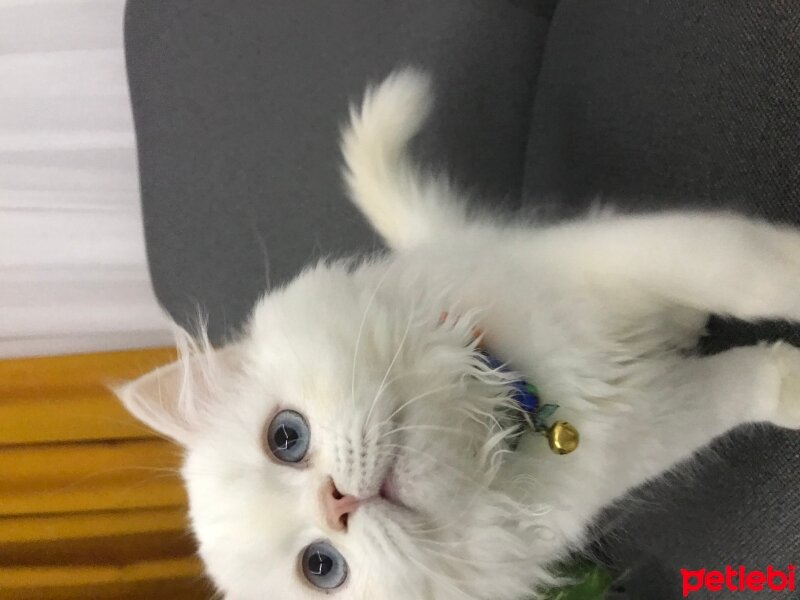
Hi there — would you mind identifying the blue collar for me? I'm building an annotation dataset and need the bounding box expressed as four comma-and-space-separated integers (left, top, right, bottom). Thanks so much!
480, 349, 564, 436
480, 351, 540, 413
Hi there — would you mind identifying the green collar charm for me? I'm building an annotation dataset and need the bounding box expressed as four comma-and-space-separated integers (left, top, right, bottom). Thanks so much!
541, 560, 615, 600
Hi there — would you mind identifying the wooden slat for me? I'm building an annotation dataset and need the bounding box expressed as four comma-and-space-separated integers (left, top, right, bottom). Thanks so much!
0, 557, 202, 587
1, 438, 181, 485
0, 347, 177, 394
0, 578, 210, 600
0, 558, 208, 600
0, 530, 196, 568
0, 508, 188, 544
0, 389, 155, 445
0, 347, 211, 598
0, 480, 186, 517
0, 508, 195, 566
0, 439, 186, 516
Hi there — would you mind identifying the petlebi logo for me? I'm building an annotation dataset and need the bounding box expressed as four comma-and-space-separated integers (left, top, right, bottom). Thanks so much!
681, 565, 797, 597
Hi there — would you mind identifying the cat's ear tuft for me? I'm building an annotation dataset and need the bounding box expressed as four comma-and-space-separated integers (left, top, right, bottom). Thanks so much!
113, 342, 240, 447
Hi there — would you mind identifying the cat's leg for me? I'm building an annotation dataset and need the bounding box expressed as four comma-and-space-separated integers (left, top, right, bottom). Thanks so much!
538, 212, 800, 323
600, 342, 800, 500
513, 343, 800, 553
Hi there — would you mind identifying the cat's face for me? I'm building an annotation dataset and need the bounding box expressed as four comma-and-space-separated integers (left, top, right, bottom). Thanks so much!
119, 262, 539, 600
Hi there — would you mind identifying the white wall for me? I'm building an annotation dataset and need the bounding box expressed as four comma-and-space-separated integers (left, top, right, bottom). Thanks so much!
0, 0, 173, 358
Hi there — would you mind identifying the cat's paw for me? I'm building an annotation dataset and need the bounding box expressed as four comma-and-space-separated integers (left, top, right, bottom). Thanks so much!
772, 342, 800, 429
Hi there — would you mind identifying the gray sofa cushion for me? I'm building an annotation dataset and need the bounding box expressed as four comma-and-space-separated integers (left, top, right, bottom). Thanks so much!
125, 0, 550, 342
126, 1, 800, 597
524, 0, 800, 218
523, 1, 800, 597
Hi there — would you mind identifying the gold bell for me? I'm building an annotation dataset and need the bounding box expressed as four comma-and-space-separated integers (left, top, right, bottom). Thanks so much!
547, 421, 579, 454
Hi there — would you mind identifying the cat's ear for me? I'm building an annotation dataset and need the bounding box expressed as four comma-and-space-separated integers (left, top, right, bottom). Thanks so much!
114, 344, 240, 446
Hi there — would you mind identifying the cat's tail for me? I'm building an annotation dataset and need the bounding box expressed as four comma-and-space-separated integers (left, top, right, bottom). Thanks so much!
341, 69, 467, 250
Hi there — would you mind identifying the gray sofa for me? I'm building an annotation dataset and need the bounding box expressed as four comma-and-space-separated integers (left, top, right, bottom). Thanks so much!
124, 2, 800, 598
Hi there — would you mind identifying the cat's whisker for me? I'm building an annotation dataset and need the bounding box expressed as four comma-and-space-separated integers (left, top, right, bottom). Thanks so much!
401, 552, 479, 600
361, 365, 447, 436
351, 261, 395, 409
206, 587, 225, 600
405, 507, 474, 538
378, 423, 469, 439
368, 382, 462, 439
310, 420, 344, 438
377, 444, 488, 490
363, 303, 416, 430
413, 536, 511, 568
402, 482, 486, 537
247, 218, 273, 293
379, 429, 509, 487
375, 451, 481, 512
369, 522, 425, 600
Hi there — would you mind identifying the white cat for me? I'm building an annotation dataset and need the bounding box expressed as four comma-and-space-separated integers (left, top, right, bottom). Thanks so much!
117, 70, 800, 600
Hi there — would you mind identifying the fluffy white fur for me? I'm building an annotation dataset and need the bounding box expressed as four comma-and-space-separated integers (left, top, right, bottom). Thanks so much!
117, 70, 800, 600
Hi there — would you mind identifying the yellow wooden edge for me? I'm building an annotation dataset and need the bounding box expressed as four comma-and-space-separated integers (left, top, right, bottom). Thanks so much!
0, 439, 186, 516
1, 438, 182, 483
0, 486, 186, 517
0, 390, 158, 445
0, 347, 177, 393
0, 347, 201, 596
0, 557, 203, 589
0, 507, 190, 544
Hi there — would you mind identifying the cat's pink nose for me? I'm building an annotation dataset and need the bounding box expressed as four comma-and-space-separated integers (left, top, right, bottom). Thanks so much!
321, 477, 361, 531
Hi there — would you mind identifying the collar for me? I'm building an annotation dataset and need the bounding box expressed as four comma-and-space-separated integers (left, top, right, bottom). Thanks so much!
479, 350, 540, 413
438, 311, 579, 455
480, 346, 579, 455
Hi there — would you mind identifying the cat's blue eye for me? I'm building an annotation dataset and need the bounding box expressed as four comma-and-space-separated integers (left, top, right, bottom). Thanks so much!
266, 410, 310, 463
301, 541, 348, 590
